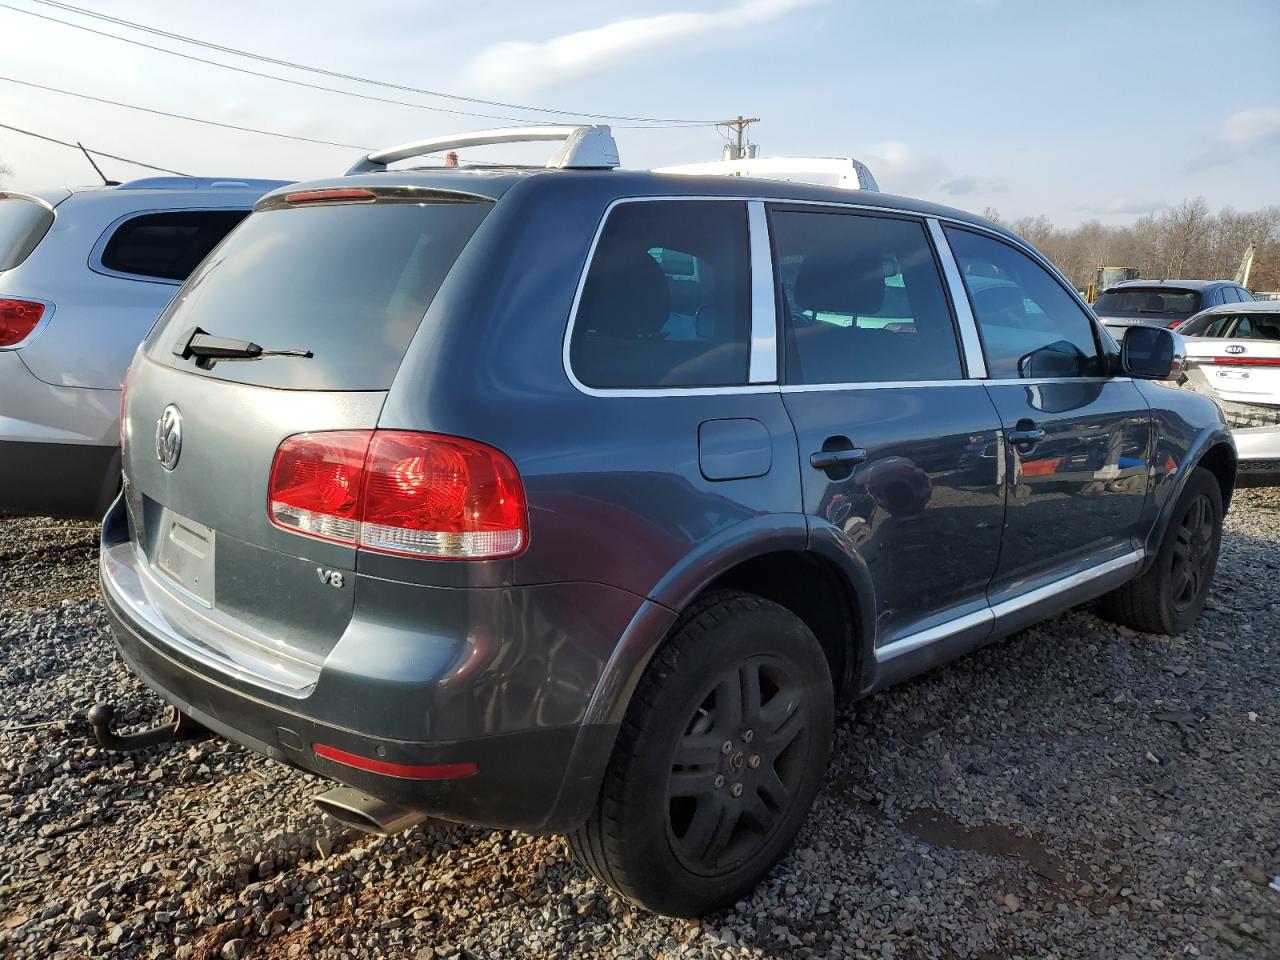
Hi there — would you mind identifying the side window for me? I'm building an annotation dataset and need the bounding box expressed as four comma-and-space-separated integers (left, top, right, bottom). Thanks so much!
1201, 314, 1238, 338
772, 209, 963, 385
945, 227, 1103, 379
1238, 287, 1255, 302
99, 210, 250, 282
570, 201, 750, 389
1220, 287, 1239, 305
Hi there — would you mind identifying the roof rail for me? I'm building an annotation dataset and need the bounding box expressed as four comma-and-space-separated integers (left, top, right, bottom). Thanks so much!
345, 125, 620, 175
117, 177, 291, 191
653, 157, 880, 192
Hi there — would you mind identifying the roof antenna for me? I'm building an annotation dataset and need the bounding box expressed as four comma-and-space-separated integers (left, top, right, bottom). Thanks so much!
77, 141, 121, 186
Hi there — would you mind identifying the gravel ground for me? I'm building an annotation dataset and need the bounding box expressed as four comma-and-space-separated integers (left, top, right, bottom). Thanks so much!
1, 490, 1277, 960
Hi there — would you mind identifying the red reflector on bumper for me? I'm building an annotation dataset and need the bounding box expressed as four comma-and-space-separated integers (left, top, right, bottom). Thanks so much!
313, 743, 478, 780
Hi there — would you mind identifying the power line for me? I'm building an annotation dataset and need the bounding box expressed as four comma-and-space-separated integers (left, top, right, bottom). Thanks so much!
0, 120, 189, 175
25, 0, 719, 127
3, 1, 719, 129
0, 75, 373, 150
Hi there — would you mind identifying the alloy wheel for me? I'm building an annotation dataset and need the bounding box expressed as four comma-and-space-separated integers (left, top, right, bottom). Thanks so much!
665, 656, 811, 875
1169, 493, 1215, 611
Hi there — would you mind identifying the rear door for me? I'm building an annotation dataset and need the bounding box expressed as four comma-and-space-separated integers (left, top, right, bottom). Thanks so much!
943, 226, 1151, 597
1183, 311, 1280, 405
122, 189, 491, 679
772, 206, 1005, 644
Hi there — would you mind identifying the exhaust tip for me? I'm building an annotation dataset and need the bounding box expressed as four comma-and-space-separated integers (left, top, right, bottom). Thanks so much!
313, 787, 428, 837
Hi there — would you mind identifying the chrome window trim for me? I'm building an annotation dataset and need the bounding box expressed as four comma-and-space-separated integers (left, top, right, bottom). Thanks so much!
0, 296, 56, 352
979, 376, 1133, 386
88, 206, 253, 287
746, 201, 778, 383
562, 193, 1127, 398
926, 218, 987, 379
874, 547, 1145, 663
780, 379, 984, 393
563, 196, 778, 398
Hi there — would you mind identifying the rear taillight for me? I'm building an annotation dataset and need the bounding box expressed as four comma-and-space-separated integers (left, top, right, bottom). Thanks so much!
0, 299, 44, 346
267, 430, 527, 560
268, 431, 370, 546
1209, 356, 1280, 367
1167, 320, 1183, 329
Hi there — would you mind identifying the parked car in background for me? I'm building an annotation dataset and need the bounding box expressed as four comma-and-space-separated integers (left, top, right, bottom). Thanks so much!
1176, 301, 1280, 477
100, 126, 1235, 919
0, 177, 288, 518
1093, 279, 1254, 336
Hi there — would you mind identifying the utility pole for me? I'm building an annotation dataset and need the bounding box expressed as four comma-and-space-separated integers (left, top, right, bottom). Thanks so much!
719, 116, 760, 160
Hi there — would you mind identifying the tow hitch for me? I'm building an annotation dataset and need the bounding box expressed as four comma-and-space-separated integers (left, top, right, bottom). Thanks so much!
87, 702, 211, 751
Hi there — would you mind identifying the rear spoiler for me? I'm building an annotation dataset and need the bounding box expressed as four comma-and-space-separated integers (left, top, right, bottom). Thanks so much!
346, 125, 620, 174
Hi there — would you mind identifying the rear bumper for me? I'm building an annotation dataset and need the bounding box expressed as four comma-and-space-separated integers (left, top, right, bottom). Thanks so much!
98, 496, 650, 832
1233, 424, 1280, 475
0, 439, 119, 519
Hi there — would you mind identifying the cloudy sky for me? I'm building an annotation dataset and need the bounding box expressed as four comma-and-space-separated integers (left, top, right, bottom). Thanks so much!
1, 0, 1277, 226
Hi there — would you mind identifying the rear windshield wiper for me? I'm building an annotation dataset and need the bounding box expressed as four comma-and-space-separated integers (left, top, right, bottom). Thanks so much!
172, 327, 313, 370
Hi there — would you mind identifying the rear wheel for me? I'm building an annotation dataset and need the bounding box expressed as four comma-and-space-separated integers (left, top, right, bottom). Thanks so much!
569, 590, 834, 917
1098, 466, 1223, 634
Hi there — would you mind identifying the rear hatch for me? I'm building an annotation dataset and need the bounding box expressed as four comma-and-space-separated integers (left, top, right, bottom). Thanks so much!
1182, 311, 1280, 408
119, 185, 491, 691
1093, 286, 1202, 330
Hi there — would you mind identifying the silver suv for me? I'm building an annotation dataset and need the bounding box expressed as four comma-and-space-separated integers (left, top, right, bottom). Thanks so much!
0, 177, 286, 518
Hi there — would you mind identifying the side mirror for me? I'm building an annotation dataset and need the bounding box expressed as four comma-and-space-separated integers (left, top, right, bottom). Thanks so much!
1122, 325, 1185, 380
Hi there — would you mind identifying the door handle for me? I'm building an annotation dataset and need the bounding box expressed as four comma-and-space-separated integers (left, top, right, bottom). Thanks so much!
1006, 427, 1046, 446
809, 449, 868, 471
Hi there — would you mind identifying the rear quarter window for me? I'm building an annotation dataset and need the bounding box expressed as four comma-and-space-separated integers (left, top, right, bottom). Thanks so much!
145, 193, 491, 390
98, 210, 250, 282
0, 194, 55, 271
569, 200, 751, 389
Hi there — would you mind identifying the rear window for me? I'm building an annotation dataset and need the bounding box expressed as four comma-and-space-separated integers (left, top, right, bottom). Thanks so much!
99, 210, 249, 282
146, 194, 491, 390
0, 195, 55, 271
569, 200, 750, 389
1188, 313, 1280, 340
1093, 287, 1201, 318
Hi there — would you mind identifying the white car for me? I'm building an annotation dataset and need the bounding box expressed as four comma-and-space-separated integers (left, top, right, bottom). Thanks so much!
1176, 301, 1280, 477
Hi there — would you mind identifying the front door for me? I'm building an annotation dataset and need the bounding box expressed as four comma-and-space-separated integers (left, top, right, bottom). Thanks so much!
770, 206, 1005, 645
943, 226, 1151, 598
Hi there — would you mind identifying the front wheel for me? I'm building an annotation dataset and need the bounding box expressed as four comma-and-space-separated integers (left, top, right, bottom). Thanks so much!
1098, 466, 1224, 635
569, 590, 834, 917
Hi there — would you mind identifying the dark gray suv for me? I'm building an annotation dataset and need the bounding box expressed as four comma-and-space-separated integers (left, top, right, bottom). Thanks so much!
100, 126, 1235, 918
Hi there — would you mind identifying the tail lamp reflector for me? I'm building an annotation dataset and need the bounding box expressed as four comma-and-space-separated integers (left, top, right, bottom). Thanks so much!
1209, 356, 1280, 367
312, 743, 477, 780
268, 430, 527, 560
0, 299, 45, 346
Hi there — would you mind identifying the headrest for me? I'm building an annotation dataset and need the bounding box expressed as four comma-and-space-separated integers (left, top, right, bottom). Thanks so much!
795, 251, 885, 316
579, 249, 671, 339
972, 283, 1026, 318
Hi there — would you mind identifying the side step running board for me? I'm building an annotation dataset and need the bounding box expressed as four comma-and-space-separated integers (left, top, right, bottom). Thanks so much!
314, 787, 429, 836
87, 702, 210, 751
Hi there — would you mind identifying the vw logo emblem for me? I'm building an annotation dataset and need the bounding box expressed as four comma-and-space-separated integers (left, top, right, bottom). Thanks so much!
1225, 344, 1246, 355
155, 404, 183, 471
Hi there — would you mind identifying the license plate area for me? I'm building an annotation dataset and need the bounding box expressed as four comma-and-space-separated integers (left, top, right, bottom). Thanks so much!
152, 508, 215, 607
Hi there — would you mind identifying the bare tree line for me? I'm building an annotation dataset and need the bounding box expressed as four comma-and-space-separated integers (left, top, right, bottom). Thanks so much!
983, 198, 1280, 292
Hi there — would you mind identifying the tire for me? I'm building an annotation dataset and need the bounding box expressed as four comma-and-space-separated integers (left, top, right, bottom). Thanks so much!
1097, 466, 1223, 635
569, 590, 834, 917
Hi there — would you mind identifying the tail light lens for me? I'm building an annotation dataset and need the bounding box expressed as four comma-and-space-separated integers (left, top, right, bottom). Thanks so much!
0, 299, 45, 346
267, 430, 527, 560
1167, 320, 1183, 329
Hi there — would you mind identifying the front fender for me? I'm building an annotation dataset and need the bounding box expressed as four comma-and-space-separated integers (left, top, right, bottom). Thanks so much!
1136, 380, 1235, 570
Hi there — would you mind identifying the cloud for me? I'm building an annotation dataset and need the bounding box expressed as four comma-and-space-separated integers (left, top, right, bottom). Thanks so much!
1093, 197, 1168, 216
1187, 105, 1280, 170
1220, 106, 1280, 151
936, 174, 1008, 196
460, 0, 822, 95
857, 141, 1005, 198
